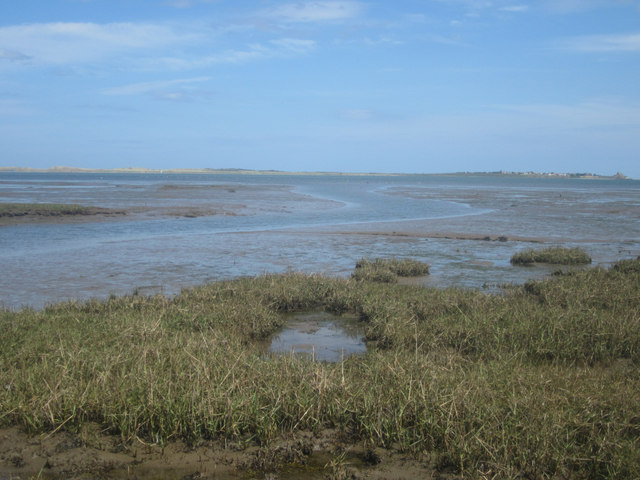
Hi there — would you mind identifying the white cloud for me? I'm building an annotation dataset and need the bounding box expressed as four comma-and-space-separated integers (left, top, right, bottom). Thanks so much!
164, 0, 220, 7
541, 0, 610, 13
559, 33, 640, 52
0, 22, 197, 65
165, 0, 193, 7
141, 37, 316, 70
0, 19, 318, 72
263, 1, 363, 23
540, 0, 640, 13
433, 0, 509, 9
101, 77, 211, 96
499, 5, 530, 12
270, 38, 316, 54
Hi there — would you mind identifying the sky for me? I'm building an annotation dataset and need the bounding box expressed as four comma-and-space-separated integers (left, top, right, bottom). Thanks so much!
1, 1, 639, 177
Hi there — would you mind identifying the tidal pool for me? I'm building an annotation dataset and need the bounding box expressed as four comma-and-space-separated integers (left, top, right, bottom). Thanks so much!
268, 311, 367, 362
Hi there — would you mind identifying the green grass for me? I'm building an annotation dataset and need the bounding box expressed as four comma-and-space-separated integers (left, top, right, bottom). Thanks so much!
510, 246, 592, 266
1, 258, 639, 478
352, 257, 430, 283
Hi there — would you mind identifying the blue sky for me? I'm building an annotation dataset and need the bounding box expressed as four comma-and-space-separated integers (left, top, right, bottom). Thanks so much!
1, 1, 639, 176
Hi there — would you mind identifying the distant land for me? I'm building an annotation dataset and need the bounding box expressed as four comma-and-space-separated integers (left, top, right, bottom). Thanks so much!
0, 166, 631, 180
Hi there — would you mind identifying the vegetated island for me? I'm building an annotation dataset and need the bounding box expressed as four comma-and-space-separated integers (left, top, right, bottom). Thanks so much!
0, 203, 125, 225
510, 246, 593, 266
0, 166, 632, 179
1, 257, 639, 479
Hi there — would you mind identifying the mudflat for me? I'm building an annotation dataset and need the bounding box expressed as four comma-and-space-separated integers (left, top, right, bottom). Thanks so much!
0, 425, 445, 480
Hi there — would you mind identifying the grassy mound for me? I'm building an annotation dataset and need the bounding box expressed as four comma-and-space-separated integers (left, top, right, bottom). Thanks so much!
352, 257, 430, 283
1, 258, 639, 478
0, 203, 124, 218
510, 246, 592, 266
0, 203, 92, 217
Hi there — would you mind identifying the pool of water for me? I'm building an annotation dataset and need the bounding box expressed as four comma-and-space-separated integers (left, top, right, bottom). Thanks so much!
268, 312, 367, 362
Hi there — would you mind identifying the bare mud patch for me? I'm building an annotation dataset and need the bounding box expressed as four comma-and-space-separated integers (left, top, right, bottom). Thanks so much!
0, 426, 449, 480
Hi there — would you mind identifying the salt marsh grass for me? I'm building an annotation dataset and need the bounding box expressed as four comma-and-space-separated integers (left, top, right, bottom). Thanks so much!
0, 202, 123, 220
510, 246, 592, 266
0, 203, 91, 216
352, 257, 430, 283
1, 259, 639, 478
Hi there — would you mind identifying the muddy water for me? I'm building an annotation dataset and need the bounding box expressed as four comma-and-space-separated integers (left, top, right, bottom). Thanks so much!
268, 312, 366, 362
1, 172, 639, 310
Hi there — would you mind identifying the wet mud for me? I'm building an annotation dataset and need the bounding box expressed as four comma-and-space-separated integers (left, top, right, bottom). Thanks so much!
0, 426, 452, 480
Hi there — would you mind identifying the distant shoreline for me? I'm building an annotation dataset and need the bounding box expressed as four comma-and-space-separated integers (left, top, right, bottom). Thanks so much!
0, 166, 631, 180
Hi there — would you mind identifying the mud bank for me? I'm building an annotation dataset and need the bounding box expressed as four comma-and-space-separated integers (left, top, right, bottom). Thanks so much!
0, 205, 127, 226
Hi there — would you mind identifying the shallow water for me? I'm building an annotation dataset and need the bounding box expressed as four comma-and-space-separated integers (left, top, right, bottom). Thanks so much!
1, 172, 639, 310
268, 312, 366, 362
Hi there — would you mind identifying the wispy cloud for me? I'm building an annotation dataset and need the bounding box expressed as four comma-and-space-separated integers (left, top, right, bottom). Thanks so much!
0, 22, 197, 65
270, 38, 317, 54
540, 0, 622, 14
433, 0, 523, 11
101, 77, 211, 99
499, 5, 529, 12
165, 0, 193, 8
262, 1, 363, 23
141, 37, 316, 71
0, 48, 32, 62
164, 0, 217, 7
0, 18, 319, 72
559, 33, 640, 53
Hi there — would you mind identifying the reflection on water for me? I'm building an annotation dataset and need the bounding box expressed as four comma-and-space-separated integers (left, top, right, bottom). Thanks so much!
268, 312, 367, 362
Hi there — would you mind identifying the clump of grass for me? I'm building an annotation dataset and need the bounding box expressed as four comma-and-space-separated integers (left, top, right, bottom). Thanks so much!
352, 257, 430, 283
613, 257, 640, 273
1, 258, 639, 478
510, 246, 592, 266
0, 203, 121, 218
0, 203, 90, 216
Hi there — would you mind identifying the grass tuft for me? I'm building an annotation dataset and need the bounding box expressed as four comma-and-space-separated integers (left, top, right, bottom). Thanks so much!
510, 246, 592, 266
0, 202, 123, 218
352, 257, 430, 283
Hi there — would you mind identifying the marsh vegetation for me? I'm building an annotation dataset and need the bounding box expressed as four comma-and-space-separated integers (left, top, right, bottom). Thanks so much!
1, 258, 639, 478
510, 246, 592, 266
0, 202, 124, 220
352, 257, 430, 283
